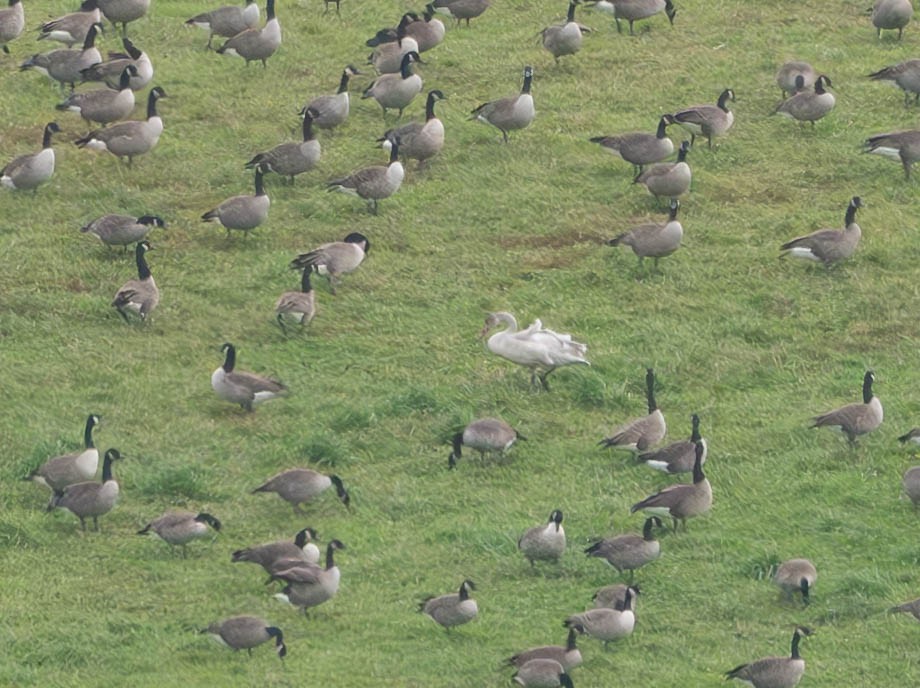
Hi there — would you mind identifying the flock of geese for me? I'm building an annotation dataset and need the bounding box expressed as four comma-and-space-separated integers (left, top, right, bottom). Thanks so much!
5, 0, 920, 685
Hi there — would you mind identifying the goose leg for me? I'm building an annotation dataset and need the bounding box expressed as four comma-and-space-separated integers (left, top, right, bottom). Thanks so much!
277, 313, 288, 334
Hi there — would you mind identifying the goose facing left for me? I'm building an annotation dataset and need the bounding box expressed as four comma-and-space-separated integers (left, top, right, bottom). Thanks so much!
20, 21, 104, 91
275, 268, 315, 333
599, 368, 666, 451
869, 59, 920, 106
48, 448, 122, 531
26, 414, 100, 493
773, 558, 817, 605
420, 579, 478, 629
137, 511, 221, 555
201, 164, 270, 236
725, 626, 812, 688
780, 196, 863, 266
217, 0, 281, 67
37, 0, 100, 47
449, 417, 523, 468
75, 86, 167, 165
0, 0, 23, 54
97, 0, 150, 35
186, 0, 260, 50
211, 342, 287, 411
1, 122, 61, 192
811, 370, 882, 445
112, 240, 159, 322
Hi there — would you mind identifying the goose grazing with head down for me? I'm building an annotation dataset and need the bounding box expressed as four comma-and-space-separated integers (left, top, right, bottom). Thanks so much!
202, 616, 286, 661
48, 448, 122, 531
26, 414, 100, 494
289, 232, 370, 295
20, 21, 103, 91
327, 137, 404, 214
508, 628, 583, 672
378, 89, 446, 169
869, 59, 920, 106
519, 510, 566, 566
585, 516, 662, 581
774, 74, 835, 125
513, 659, 574, 688
902, 465, 920, 506
303, 65, 361, 131
362, 51, 424, 118
186, 0, 260, 50
217, 0, 280, 67
97, 0, 150, 35
471, 66, 535, 143
448, 417, 523, 469
776, 61, 817, 97
80, 38, 153, 91
630, 441, 711, 531
479, 312, 589, 391
432, 0, 491, 26
725, 626, 812, 688
607, 200, 683, 274
232, 527, 321, 575
38, 0, 100, 47
638, 413, 706, 474
75, 86, 167, 166
673, 88, 735, 149
773, 558, 817, 605
541, 1, 588, 64
252, 469, 350, 512
211, 342, 287, 412
111, 240, 158, 323
57, 65, 137, 127
872, 0, 913, 40
590, 0, 676, 35
599, 368, 666, 452
635, 140, 691, 203
272, 539, 346, 613
275, 269, 315, 333
811, 370, 883, 445
1, 122, 61, 192
0, 0, 24, 54
81, 213, 166, 250
245, 108, 320, 184
590, 115, 675, 176
865, 129, 920, 179
137, 511, 221, 556
564, 586, 637, 646
420, 579, 478, 629
890, 596, 920, 621
201, 164, 270, 237
780, 196, 863, 266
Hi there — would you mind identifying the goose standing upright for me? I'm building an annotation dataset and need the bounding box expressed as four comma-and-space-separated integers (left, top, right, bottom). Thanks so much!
79, 37, 153, 90
638, 413, 706, 474
361, 50, 424, 117
449, 417, 523, 468
245, 108, 320, 184
630, 441, 711, 531
479, 311, 589, 391
584, 516, 662, 580
672, 88, 735, 148
20, 21, 103, 91
26, 414, 100, 493
303, 65, 361, 131
780, 196, 863, 266
872, 0, 913, 40
378, 89, 446, 169
48, 448, 122, 531
289, 232, 370, 295
590, 115, 674, 175
38, 0, 100, 47
186, 0, 260, 50
111, 240, 159, 322
201, 164, 270, 236
507, 628, 583, 671
327, 137, 404, 214
0, 0, 23, 54
202, 616, 286, 661
725, 626, 812, 688
774, 75, 835, 125
518, 510, 566, 566
420, 579, 478, 629
57, 65, 137, 127
97, 0, 150, 35
81, 213, 166, 249
217, 0, 281, 67
211, 342, 287, 412
635, 140, 691, 202
471, 66, 535, 143
1, 122, 61, 191
272, 540, 346, 613
75, 86, 167, 165
432, 0, 491, 26
541, 1, 587, 63
811, 370, 882, 445
564, 586, 637, 646
599, 368, 666, 451
137, 511, 221, 556
232, 527, 321, 574
607, 199, 683, 274
275, 269, 315, 333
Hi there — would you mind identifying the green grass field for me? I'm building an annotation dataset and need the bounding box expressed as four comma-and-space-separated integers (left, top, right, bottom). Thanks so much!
4, 0, 920, 685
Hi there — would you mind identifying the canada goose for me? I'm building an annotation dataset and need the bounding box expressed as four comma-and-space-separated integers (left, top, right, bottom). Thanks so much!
1, 121, 61, 192
479, 311, 589, 391
865, 129, 920, 179
630, 440, 711, 531
592, 583, 639, 610
542, 1, 588, 63
872, 0, 913, 40
811, 370, 883, 445
368, 15, 419, 74
217, 0, 281, 67
471, 66, 535, 143
378, 89, 445, 169
186, 0, 260, 50
48, 448, 122, 531
412, 6, 446, 51
773, 558, 817, 605
289, 232, 370, 295
902, 465, 920, 506
589, 0, 676, 35
420, 579, 478, 629
725, 626, 812, 688
607, 200, 683, 274
590, 115, 674, 175
25, 414, 100, 493
57, 65, 137, 126
245, 109, 320, 184
81, 213, 165, 249
303, 65, 361, 131
673, 88, 735, 148
899, 429, 920, 449
776, 61, 816, 97
448, 417, 524, 469
75, 86, 167, 165
201, 164, 270, 236
774, 74, 835, 124
890, 597, 920, 620
97, 0, 149, 34
599, 368, 667, 451
432, 0, 490, 26
508, 628, 583, 671
585, 517, 661, 581
0, 0, 23, 54
38, 0, 101, 47
252, 468, 350, 511
869, 60, 920, 106
138, 511, 221, 556
211, 342, 287, 412
275, 269, 315, 333
362, 51, 423, 117
112, 240, 158, 323
20, 22, 103, 91
232, 527, 321, 573
638, 413, 706, 474
80, 38, 153, 90
202, 616, 286, 661
780, 196, 863, 266
635, 140, 690, 202
519, 510, 566, 566
513, 659, 574, 688
564, 587, 637, 646
272, 540, 345, 613
327, 137, 404, 214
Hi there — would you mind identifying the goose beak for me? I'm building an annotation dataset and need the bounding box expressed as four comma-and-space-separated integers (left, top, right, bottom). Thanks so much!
477, 325, 491, 340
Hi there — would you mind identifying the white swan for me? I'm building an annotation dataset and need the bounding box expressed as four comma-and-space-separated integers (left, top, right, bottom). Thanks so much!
479, 312, 589, 390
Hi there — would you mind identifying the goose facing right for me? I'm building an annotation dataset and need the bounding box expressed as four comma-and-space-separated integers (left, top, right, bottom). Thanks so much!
232, 527, 321, 573
607, 199, 683, 273
470, 66, 535, 143
773, 558, 817, 605
780, 196, 863, 266
19, 21, 104, 91
564, 586, 636, 646
865, 129, 920, 179
202, 616, 286, 661
97, 0, 150, 34
48, 448, 122, 531
272, 539, 346, 613
890, 597, 920, 621
137, 511, 221, 555
518, 509, 566, 565
57, 65, 137, 127
303, 65, 361, 131
635, 140, 691, 202
513, 659, 574, 688
0, 0, 23, 54
420, 579, 478, 629
584, 516, 662, 580
725, 626, 812, 688
186, 0, 260, 50
672, 88, 735, 148
362, 51, 424, 118
26, 414, 100, 493
599, 368, 667, 452
111, 240, 159, 322
869, 59, 920, 106
75, 86, 167, 165
448, 417, 523, 468
79, 37, 153, 91
1, 122, 61, 192
81, 213, 166, 249
432, 0, 491, 26
379, 89, 446, 169
638, 413, 706, 474
216, 0, 281, 67
508, 627, 583, 671
212, 343, 287, 411
902, 465, 920, 506
630, 440, 711, 531
774, 74, 835, 124
872, 0, 913, 40
327, 137, 404, 214
776, 61, 816, 97
245, 108, 320, 184
201, 164, 270, 236
811, 370, 883, 445
590, 115, 674, 175
252, 469, 350, 512
289, 232, 370, 295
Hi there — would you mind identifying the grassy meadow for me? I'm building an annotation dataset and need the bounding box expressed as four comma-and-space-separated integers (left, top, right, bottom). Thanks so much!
4, 0, 920, 684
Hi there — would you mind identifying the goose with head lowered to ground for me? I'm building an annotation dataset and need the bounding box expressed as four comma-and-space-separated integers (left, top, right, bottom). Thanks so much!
448, 417, 524, 469
137, 511, 221, 556
202, 616, 286, 661
289, 232, 370, 295
479, 312, 589, 391
211, 342, 287, 412
81, 213, 166, 250
252, 469, 350, 512
275, 269, 315, 333
0, 0, 24, 54
232, 527, 321, 575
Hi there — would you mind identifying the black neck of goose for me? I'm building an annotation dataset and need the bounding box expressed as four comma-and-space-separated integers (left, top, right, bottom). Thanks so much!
718, 90, 732, 112
101, 452, 115, 482
458, 583, 470, 601
294, 528, 309, 548
400, 55, 415, 79
136, 244, 151, 279
425, 93, 438, 120
118, 68, 133, 91
845, 201, 859, 228
790, 630, 803, 660
800, 578, 810, 601
338, 70, 351, 93
83, 416, 97, 448
646, 369, 657, 413
692, 443, 705, 483
388, 140, 400, 164
643, 517, 655, 540
42, 125, 56, 149
815, 78, 826, 95
266, 0, 275, 21
325, 543, 336, 570
147, 91, 160, 119
656, 117, 668, 139
621, 587, 633, 610
301, 112, 315, 141
254, 167, 266, 196
451, 433, 463, 460
300, 269, 312, 293
80, 0, 95, 9
82, 23, 99, 50
566, 1, 577, 23
424, 4, 434, 20
862, 373, 873, 404
522, 71, 533, 94
222, 345, 236, 373
668, 202, 679, 221
123, 38, 141, 60
690, 414, 701, 442
677, 144, 688, 163
566, 626, 578, 650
